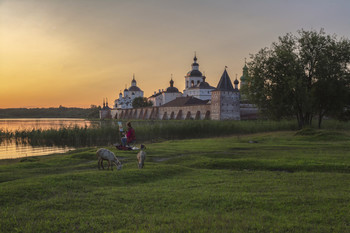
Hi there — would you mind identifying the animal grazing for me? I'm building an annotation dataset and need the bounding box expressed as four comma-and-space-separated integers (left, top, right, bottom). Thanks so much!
137, 144, 146, 169
96, 148, 122, 171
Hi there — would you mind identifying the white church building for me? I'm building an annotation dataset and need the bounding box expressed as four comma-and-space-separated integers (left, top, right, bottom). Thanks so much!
183, 55, 216, 100
114, 75, 144, 109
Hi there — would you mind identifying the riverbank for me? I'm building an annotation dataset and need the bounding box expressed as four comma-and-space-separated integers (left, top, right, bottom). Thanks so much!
1, 131, 349, 232
2, 119, 350, 160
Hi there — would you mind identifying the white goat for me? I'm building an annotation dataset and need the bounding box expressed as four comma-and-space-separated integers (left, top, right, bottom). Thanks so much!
137, 145, 146, 169
96, 148, 122, 171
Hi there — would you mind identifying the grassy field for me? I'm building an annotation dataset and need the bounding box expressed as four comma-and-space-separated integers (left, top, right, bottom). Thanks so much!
0, 129, 349, 232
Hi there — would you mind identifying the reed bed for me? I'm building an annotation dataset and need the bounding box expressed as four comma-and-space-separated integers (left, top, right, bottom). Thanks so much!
1, 119, 349, 147
0, 125, 119, 147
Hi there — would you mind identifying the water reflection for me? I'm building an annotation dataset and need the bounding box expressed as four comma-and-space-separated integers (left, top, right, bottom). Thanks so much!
0, 118, 108, 160
0, 139, 74, 160
0, 118, 100, 132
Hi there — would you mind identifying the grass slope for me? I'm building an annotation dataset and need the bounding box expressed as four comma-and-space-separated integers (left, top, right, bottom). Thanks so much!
0, 130, 349, 232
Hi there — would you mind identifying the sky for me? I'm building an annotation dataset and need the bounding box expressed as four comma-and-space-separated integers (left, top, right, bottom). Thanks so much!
1, 0, 350, 108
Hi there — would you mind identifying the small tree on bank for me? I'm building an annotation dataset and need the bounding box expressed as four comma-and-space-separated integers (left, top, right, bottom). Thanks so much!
243, 29, 350, 128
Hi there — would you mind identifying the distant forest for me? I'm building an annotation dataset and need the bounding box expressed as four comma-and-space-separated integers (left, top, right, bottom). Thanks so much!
0, 105, 101, 119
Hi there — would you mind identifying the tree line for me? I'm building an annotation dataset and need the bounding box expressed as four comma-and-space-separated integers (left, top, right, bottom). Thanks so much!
0, 105, 101, 119
242, 29, 350, 128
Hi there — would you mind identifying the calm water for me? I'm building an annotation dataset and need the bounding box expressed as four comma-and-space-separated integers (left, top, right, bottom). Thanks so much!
0, 118, 99, 160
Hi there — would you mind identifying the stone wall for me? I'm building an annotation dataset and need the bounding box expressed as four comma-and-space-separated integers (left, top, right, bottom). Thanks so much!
220, 91, 240, 120
103, 90, 257, 121
105, 102, 257, 121
240, 103, 259, 119
110, 104, 212, 120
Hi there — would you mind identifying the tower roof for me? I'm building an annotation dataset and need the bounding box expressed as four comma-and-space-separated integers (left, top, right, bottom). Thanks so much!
216, 69, 234, 91
187, 70, 202, 77
241, 62, 248, 81
166, 78, 179, 93
128, 86, 142, 91
186, 54, 202, 77
192, 55, 199, 66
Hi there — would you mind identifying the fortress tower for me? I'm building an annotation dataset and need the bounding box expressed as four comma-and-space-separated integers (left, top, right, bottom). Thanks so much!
211, 68, 240, 120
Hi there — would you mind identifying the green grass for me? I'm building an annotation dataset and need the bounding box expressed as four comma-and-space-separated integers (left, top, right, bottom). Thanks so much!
0, 130, 350, 232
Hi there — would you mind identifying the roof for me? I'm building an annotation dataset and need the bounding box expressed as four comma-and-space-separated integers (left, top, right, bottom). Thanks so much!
216, 69, 234, 91
198, 81, 215, 89
161, 96, 209, 107
165, 78, 179, 93
186, 70, 203, 77
128, 86, 142, 92
188, 82, 215, 90
149, 92, 163, 98
165, 86, 179, 93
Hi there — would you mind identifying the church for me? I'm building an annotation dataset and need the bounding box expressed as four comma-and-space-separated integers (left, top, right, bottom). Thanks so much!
114, 75, 144, 109
100, 55, 257, 120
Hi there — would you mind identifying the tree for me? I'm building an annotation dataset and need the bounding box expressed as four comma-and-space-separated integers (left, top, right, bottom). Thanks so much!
132, 97, 153, 108
87, 104, 101, 119
243, 29, 350, 128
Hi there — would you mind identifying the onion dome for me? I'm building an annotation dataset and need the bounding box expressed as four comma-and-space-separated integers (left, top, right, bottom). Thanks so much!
166, 78, 179, 93
186, 54, 202, 77
192, 55, 199, 66
234, 78, 239, 85
186, 70, 203, 77
240, 60, 248, 82
128, 86, 142, 91
131, 74, 137, 85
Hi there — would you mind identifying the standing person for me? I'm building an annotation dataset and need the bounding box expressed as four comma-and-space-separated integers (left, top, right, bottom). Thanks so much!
121, 121, 136, 147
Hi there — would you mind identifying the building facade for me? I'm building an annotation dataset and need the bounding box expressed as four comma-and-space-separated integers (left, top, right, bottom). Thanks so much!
148, 77, 182, 107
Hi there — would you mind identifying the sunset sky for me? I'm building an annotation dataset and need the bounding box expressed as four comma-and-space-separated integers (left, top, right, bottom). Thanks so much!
1, 0, 350, 108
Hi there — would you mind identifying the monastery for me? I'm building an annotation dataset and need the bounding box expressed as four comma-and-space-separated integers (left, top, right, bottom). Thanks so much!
100, 55, 257, 120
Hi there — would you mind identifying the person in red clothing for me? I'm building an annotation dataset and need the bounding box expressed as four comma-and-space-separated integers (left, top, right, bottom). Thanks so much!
121, 121, 136, 147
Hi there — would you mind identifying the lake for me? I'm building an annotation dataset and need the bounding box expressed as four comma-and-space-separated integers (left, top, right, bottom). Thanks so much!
0, 118, 99, 160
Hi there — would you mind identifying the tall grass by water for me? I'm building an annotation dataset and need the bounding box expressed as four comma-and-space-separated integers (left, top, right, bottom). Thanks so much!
1, 119, 350, 147
0, 125, 119, 147
0, 120, 299, 147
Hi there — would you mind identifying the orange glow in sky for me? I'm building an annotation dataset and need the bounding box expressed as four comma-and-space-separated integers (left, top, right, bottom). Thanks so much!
1, 0, 349, 108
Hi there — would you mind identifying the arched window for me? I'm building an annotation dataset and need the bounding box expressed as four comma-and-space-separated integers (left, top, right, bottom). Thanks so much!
205, 111, 210, 120
195, 111, 201, 120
